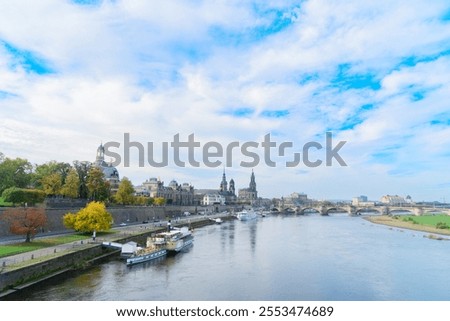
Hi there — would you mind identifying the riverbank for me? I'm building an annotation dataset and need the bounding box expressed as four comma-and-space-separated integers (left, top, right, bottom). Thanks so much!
364, 215, 450, 239
0, 214, 234, 299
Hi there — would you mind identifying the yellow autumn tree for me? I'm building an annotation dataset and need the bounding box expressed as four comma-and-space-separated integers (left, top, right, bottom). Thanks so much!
63, 201, 112, 233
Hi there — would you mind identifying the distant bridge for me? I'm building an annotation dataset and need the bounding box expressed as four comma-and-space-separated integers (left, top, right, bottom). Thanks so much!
272, 205, 450, 216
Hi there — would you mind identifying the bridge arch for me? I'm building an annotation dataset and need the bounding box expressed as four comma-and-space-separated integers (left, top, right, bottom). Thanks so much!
354, 208, 383, 215
325, 207, 350, 215
299, 207, 322, 215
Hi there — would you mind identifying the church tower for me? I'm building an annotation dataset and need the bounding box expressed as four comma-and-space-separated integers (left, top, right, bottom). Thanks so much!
96, 143, 105, 166
249, 169, 256, 192
229, 179, 235, 196
220, 169, 228, 192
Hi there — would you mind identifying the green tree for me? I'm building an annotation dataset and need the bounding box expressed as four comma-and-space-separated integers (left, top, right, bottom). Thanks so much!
63, 201, 113, 233
1, 187, 45, 206
86, 167, 110, 201
41, 172, 63, 196
32, 161, 71, 189
114, 177, 135, 205
60, 169, 80, 198
0, 157, 33, 194
73, 161, 91, 199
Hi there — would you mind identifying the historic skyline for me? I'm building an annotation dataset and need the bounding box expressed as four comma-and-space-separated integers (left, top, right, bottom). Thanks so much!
1, 1, 450, 201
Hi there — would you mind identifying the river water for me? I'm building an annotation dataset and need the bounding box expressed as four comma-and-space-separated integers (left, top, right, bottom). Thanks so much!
15, 214, 450, 301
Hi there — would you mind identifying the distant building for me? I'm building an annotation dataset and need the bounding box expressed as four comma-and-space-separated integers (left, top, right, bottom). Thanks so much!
194, 170, 237, 205
135, 177, 194, 205
238, 170, 258, 203
202, 194, 226, 206
380, 195, 406, 206
352, 195, 368, 206
94, 143, 120, 193
219, 169, 237, 204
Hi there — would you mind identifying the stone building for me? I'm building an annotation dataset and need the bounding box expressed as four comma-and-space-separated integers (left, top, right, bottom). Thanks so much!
238, 170, 258, 203
135, 177, 194, 205
380, 195, 406, 205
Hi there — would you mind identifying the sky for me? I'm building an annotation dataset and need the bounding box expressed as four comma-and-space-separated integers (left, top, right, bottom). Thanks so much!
1, 0, 450, 202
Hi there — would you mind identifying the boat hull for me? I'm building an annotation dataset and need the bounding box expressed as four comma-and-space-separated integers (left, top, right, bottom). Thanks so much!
126, 249, 167, 266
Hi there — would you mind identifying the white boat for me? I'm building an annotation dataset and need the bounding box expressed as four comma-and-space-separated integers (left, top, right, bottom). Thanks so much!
154, 227, 194, 253
126, 237, 167, 266
236, 209, 258, 221
210, 217, 223, 224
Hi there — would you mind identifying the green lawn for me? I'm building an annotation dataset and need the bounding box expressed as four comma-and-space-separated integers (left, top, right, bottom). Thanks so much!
400, 214, 450, 229
0, 231, 118, 258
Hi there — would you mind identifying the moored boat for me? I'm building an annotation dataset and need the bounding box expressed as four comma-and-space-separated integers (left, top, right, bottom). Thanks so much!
126, 236, 167, 266
236, 209, 258, 221
210, 217, 223, 224
156, 227, 194, 253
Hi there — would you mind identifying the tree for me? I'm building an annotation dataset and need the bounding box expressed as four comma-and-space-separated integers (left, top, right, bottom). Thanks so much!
63, 201, 113, 233
1, 207, 47, 242
134, 196, 149, 206
153, 197, 166, 206
41, 172, 63, 196
73, 161, 91, 199
86, 166, 110, 201
0, 157, 33, 194
60, 169, 80, 198
114, 177, 135, 205
1, 187, 45, 206
32, 161, 71, 189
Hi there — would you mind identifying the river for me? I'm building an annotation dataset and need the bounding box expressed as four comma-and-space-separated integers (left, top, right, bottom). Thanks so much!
14, 214, 450, 300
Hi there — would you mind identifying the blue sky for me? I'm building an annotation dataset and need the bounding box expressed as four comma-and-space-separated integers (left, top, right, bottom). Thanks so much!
1, 0, 450, 201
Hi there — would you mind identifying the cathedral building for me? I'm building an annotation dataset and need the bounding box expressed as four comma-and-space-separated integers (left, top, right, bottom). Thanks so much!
219, 169, 237, 204
238, 170, 258, 203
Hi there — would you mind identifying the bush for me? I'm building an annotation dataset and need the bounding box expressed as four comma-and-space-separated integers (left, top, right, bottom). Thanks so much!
1, 187, 45, 205
436, 222, 449, 229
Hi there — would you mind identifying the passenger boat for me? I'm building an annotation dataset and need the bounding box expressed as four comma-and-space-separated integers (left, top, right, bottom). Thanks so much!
126, 237, 167, 266
155, 227, 194, 253
235, 209, 258, 221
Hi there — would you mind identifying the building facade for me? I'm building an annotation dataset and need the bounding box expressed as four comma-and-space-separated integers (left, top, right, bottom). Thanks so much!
202, 193, 226, 206
135, 177, 195, 205
380, 195, 406, 205
238, 170, 258, 203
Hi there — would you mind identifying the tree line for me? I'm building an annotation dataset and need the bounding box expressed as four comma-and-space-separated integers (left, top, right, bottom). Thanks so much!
0, 151, 166, 206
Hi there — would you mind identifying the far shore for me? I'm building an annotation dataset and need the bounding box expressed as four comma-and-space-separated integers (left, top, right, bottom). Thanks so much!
364, 215, 450, 238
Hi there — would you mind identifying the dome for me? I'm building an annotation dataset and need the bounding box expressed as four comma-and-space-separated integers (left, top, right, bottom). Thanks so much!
101, 165, 119, 179
169, 180, 178, 188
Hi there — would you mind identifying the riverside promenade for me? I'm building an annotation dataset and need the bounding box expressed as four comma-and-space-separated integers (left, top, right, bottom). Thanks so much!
0, 213, 232, 298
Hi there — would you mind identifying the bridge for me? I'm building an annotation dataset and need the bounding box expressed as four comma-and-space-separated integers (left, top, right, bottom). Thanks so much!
272, 204, 450, 216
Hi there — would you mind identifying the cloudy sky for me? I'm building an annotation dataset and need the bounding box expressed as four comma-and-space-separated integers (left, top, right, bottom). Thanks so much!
1, 0, 450, 201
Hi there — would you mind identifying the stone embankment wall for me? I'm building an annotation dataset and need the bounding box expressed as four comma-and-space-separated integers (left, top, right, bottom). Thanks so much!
0, 204, 233, 237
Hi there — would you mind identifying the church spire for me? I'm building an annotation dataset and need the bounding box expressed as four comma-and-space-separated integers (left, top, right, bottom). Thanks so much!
249, 169, 256, 192
220, 168, 228, 192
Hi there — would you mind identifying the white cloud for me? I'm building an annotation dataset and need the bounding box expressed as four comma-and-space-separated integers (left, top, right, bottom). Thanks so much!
1, 0, 450, 201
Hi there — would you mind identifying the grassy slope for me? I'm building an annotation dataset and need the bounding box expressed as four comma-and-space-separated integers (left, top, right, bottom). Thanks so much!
365, 215, 450, 236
